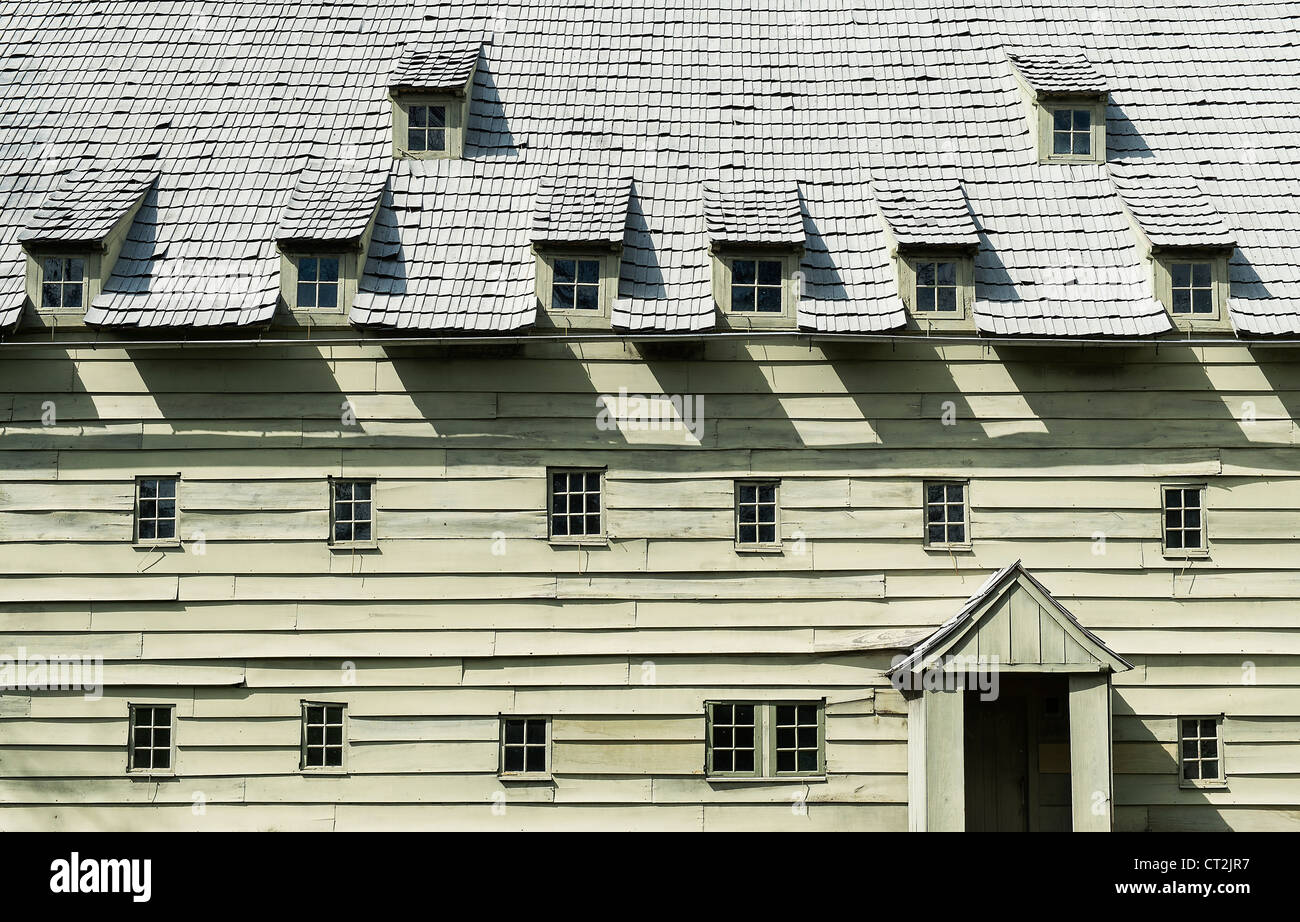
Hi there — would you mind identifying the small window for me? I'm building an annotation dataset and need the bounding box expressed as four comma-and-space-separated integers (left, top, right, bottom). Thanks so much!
549, 468, 603, 542
1169, 261, 1214, 315
1163, 485, 1206, 555
1179, 716, 1225, 787
331, 479, 374, 545
915, 260, 959, 312
499, 716, 551, 777
41, 256, 87, 310
924, 481, 969, 548
407, 103, 447, 153
296, 256, 341, 309
735, 479, 780, 549
706, 701, 824, 779
1051, 107, 1092, 156
730, 258, 784, 313
128, 704, 174, 773
135, 477, 178, 544
552, 258, 601, 310
900, 252, 974, 323
301, 702, 346, 770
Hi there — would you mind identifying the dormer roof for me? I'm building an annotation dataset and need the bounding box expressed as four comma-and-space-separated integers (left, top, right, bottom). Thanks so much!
1109, 166, 1236, 251
531, 169, 633, 247
389, 34, 482, 94
1006, 49, 1108, 96
18, 165, 157, 248
703, 176, 804, 248
275, 158, 388, 248
873, 172, 980, 250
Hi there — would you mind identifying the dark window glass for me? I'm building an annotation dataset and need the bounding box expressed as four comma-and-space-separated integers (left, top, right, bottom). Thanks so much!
302, 703, 345, 768
332, 480, 374, 543
924, 481, 967, 545
549, 469, 602, 538
501, 718, 548, 774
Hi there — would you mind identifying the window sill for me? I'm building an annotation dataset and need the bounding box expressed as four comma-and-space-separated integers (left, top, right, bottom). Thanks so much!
924, 543, 973, 553
735, 545, 784, 555
330, 543, 379, 553
300, 769, 349, 776
706, 775, 827, 784
133, 541, 182, 551
1180, 780, 1228, 790
499, 773, 554, 783
548, 538, 610, 548
1163, 550, 1209, 560
127, 771, 176, 779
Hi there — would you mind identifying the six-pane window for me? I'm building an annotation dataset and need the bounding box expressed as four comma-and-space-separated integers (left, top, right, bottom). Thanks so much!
1180, 717, 1224, 785
408, 104, 447, 152
730, 258, 783, 313
1052, 108, 1092, 156
331, 479, 374, 544
128, 704, 174, 772
915, 260, 958, 312
925, 481, 968, 546
549, 468, 602, 540
500, 717, 550, 775
136, 477, 178, 543
735, 480, 779, 548
41, 256, 86, 309
301, 702, 346, 769
707, 701, 823, 778
1163, 485, 1205, 553
551, 258, 600, 310
297, 256, 340, 309
1170, 262, 1214, 315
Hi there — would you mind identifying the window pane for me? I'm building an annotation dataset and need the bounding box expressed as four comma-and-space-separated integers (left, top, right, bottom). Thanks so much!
936, 262, 956, 285
553, 259, 575, 283
552, 285, 574, 309
320, 258, 340, 282
64, 283, 82, 308
1072, 132, 1090, 155
44, 257, 62, 281
1053, 110, 1071, 131
428, 129, 445, 151
577, 260, 600, 284
732, 260, 755, 285
1053, 132, 1070, 155
1172, 290, 1190, 313
42, 283, 61, 308
299, 258, 318, 282
1192, 289, 1212, 313
756, 287, 782, 312
731, 287, 755, 311
1191, 263, 1211, 287
757, 260, 781, 285
916, 287, 935, 311
66, 259, 84, 281
1171, 263, 1191, 287
575, 286, 599, 310
407, 128, 424, 151
525, 748, 545, 772
936, 287, 956, 311
410, 106, 427, 127
1072, 109, 1090, 131
526, 720, 545, 743
916, 262, 936, 287
317, 282, 338, 309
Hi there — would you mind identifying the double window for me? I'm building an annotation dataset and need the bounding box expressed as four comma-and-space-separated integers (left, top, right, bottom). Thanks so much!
706, 701, 824, 778
548, 468, 603, 542
135, 476, 179, 545
301, 702, 346, 771
127, 704, 174, 773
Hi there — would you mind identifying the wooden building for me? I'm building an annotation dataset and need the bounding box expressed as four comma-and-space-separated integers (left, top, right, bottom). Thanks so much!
0, 0, 1297, 832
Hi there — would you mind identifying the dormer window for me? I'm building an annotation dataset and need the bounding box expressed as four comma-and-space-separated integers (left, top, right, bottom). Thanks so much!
40, 256, 87, 310
1051, 107, 1093, 157
1170, 261, 1214, 315
896, 249, 975, 327
551, 257, 601, 310
1006, 50, 1108, 165
730, 258, 784, 313
535, 249, 618, 323
281, 252, 356, 313
388, 37, 481, 161
407, 103, 447, 153
1151, 250, 1230, 329
712, 249, 799, 327
915, 259, 959, 312
296, 256, 342, 310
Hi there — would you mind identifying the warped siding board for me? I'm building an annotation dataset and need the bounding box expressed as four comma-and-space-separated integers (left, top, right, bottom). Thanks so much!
1145, 807, 1300, 833
1115, 776, 1300, 807
752, 448, 1222, 478
0, 511, 133, 542
825, 741, 909, 774
9, 392, 498, 423
0, 631, 141, 657
178, 717, 299, 747
511, 686, 878, 715
0, 423, 145, 450
142, 632, 492, 659
1115, 686, 1300, 717
0, 482, 134, 510
1116, 656, 1300, 686
0, 805, 338, 833
553, 776, 655, 803
26, 691, 196, 719
701, 804, 907, 832
346, 741, 501, 774
241, 659, 464, 687
0, 452, 58, 480
919, 392, 1297, 422
293, 600, 638, 631
462, 657, 630, 686
0, 777, 247, 805
346, 717, 499, 743
552, 741, 702, 774
0, 718, 124, 746
51, 448, 448, 481
1101, 630, 1300, 656
332, 803, 706, 833
191, 688, 517, 719
374, 477, 545, 510
200, 575, 558, 602
243, 774, 555, 804
490, 629, 820, 657
650, 773, 907, 804
556, 573, 885, 600
551, 717, 704, 742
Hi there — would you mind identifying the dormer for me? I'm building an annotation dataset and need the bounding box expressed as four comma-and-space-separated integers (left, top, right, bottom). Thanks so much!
530, 169, 632, 330
274, 158, 386, 317
1110, 168, 1237, 332
388, 36, 482, 160
874, 174, 980, 331
1006, 50, 1109, 165
18, 166, 155, 317
704, 177, 805, 330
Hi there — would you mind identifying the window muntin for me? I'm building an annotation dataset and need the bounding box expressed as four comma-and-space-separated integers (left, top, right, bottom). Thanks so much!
128, 704, 174, 772
706, 701, 823, 779
500, 717, 550, 776
730, 258, 784, 313
1170, 262, 1214, 315
1163, 485, 1206, 553
549, 468, 603, 541
136, 477, 178, 543
1052, 108, 1092, 156
296, 256, 341, 309
301, 702, 345, 769
1180, 717, 1224, 786
551, 258, 601, 310
331, 479, 374, 544
735, 480, 779, 548
407, 104, 447, 153
925, 481, 968, 547
41, 256, 86, 309
915, 260, 959, 312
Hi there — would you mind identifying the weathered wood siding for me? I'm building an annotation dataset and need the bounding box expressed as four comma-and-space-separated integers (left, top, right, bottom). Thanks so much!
0, 338, 1296, 831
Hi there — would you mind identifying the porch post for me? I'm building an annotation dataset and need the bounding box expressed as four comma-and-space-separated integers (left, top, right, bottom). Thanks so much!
1068, 673, 1114, 832
924, 687, 965, 831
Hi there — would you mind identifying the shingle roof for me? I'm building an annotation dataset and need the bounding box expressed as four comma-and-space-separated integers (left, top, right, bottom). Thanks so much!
389, 34, 482, 93
275, 158, 388, 246
1108, 166, 1237, 250
1006, 49, 1108, 95
18, 164, 157, 246
1, 1, 1299, 336
873, 171, 981, 249
703, 176, 805, 247
531, 168, 634, 246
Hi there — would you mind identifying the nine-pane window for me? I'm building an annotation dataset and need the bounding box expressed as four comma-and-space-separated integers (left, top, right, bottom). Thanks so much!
41, 256, 86, 309
1163, 485, 1206, 552
915, 260, 958, 312
925, 481, 968, 546
408, 104, 447, 152
500, 717, 550, 775
128, 704, 174, 772
551, 258, 600, 310
301, 702, 346, 769
549, 468, 602, 540
136, 477, 178, 543
735, 480, 779, 547
1052, 108, 1092, 156
706, 701, 823, 778
331, 479, 374, 544
1170, 262, 1214, 315
1180, 717, 1223, 785
730, 258, 783, 313
297, 256, 340, 309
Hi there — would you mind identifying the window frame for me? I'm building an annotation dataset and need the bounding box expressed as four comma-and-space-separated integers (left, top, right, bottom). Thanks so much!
1152, 250, 1231, 331
923, 479, 971, 550
328, 476, 377, 549
133, 474, 181, 548
1161, 482, 1209, 559
299, 700, 348, 774
734, 478, 782, 552
497, 715, 553, 780
391, 91, 466, 160
546, 466, 606, 545
1036, 94, 1107, 164
126, 703, 176, 776
705, 700, 826, 781
280, 251, 357, 315
898, 249, 976, 328
1178, 714, 1227, 789
533, 247, 620, 327
711, 247, 802, 329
